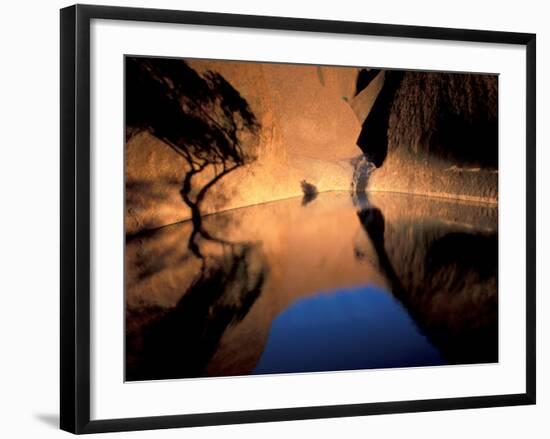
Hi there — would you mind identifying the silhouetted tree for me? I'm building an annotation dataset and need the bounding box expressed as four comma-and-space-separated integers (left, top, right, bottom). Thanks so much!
126, 57, 260, 257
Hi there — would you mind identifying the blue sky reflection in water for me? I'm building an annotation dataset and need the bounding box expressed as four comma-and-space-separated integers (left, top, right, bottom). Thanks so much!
253, 285, 444, 375
125, 192, 498, 381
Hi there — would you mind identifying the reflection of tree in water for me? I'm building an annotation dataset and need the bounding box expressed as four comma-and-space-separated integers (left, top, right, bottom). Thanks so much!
127, 241, 267, 381
126, 57, 260, 257
126, 57, 268, 381
356, 206, 498, 365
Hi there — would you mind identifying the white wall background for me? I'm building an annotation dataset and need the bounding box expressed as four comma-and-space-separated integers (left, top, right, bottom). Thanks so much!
0, 0, 547, 437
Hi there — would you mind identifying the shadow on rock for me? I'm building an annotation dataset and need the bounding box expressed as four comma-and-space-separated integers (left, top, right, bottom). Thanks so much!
126, 57, 261, 257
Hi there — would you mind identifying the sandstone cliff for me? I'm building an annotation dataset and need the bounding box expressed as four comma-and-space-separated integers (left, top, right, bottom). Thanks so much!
362, 71, 498, 203
125, 58, 498, 236
125, 57, 361, 235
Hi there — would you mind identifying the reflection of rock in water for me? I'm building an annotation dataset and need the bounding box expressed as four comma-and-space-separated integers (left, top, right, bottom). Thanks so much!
126, 191, 498, 381
126, 240, 268, 381
356, 193, 498, 365
126, 192, 387, 380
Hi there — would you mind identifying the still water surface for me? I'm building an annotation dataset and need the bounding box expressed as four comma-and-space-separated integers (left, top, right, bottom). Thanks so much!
126, 191, 498, 381
253, 285, 444, 374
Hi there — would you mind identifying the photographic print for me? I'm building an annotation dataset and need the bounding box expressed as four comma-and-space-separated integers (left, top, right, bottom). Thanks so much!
124, 56, 498, 382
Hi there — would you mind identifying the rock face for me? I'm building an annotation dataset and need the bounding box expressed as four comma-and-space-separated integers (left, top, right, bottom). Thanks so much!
125, 58, 499, 236
361, 71, 498, 203
125, 58, 362, 235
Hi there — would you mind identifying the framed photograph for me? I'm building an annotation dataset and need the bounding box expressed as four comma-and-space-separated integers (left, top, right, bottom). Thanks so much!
60, 4, 536, 434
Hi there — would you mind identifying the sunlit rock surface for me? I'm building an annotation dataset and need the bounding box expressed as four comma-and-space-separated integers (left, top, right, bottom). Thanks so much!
125, 59, 362, 234
125, 60, 498, 236
126, 192, 497, 380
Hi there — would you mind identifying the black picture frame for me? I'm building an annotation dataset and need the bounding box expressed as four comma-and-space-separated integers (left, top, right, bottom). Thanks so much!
60, 4, 536, 434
